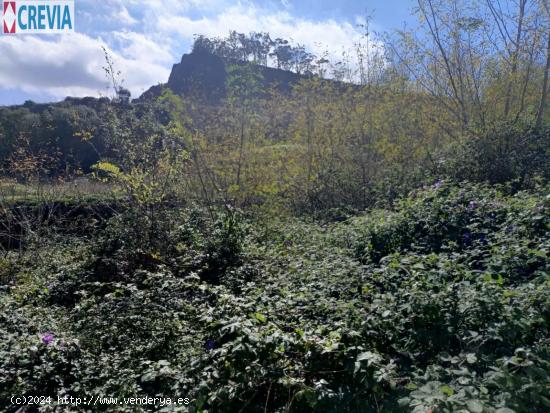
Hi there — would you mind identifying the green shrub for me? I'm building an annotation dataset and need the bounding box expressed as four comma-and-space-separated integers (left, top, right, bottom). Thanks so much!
0, 183, 548, 412
440, 123, 550, 188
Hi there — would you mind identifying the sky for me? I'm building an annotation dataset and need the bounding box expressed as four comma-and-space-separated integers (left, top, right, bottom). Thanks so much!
0, 0, 418, 105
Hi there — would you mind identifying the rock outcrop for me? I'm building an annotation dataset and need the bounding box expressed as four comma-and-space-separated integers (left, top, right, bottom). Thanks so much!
139, 49, 307, 103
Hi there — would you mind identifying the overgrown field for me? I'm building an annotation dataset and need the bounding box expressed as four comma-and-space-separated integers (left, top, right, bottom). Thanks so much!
1, 181, 549, 412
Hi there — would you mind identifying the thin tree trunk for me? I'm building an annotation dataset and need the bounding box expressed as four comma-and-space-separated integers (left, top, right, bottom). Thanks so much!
514, 33, 537, 122
504, 0, 527, 119
536, 30, 550, 129
236, 107, 245, 187
420, 0, 469, 126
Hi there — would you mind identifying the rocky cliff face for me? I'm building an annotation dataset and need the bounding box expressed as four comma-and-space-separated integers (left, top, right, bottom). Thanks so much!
139, 50, 306, 103
167, 50, 228, 103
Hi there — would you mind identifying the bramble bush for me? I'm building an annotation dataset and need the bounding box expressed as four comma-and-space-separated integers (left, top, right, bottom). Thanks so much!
438, 123, 550, 190
0, 181, 548, 412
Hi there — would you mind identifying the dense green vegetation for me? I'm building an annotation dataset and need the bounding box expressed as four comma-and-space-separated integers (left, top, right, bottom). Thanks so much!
1, 182, 548, 412
1, 0, 550, 411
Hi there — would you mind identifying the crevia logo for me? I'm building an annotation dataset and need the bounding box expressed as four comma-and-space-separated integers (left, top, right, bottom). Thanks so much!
3, 1, 74, 34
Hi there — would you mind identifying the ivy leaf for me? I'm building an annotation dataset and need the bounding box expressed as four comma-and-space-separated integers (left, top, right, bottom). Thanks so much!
440, 385, 454, 396
252, 312, 267, 323
466, 353, 477, 364
466, 400, 484, 413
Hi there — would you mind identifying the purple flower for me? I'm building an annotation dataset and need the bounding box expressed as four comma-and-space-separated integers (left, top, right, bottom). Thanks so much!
205, 340, 216, 351
433, 180, 442, 189
41, 333, 55, 345
468, 201, 478, 210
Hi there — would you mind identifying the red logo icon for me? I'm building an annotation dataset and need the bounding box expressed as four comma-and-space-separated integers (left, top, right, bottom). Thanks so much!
3, 1, 17, 34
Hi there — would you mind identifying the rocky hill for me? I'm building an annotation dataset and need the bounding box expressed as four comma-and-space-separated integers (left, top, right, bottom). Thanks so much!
139, 49, 308, 103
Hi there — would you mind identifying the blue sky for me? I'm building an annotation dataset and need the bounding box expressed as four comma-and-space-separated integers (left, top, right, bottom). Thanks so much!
0, 0, 417, 105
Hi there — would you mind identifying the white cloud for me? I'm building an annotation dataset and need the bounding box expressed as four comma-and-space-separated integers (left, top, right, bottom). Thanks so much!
116, 5, 138, 26
0, 33, 170, 100
110, 31, 174, 64
157, 5, 366, 61
0, 2, 376, 103
281, 0, 292, 9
